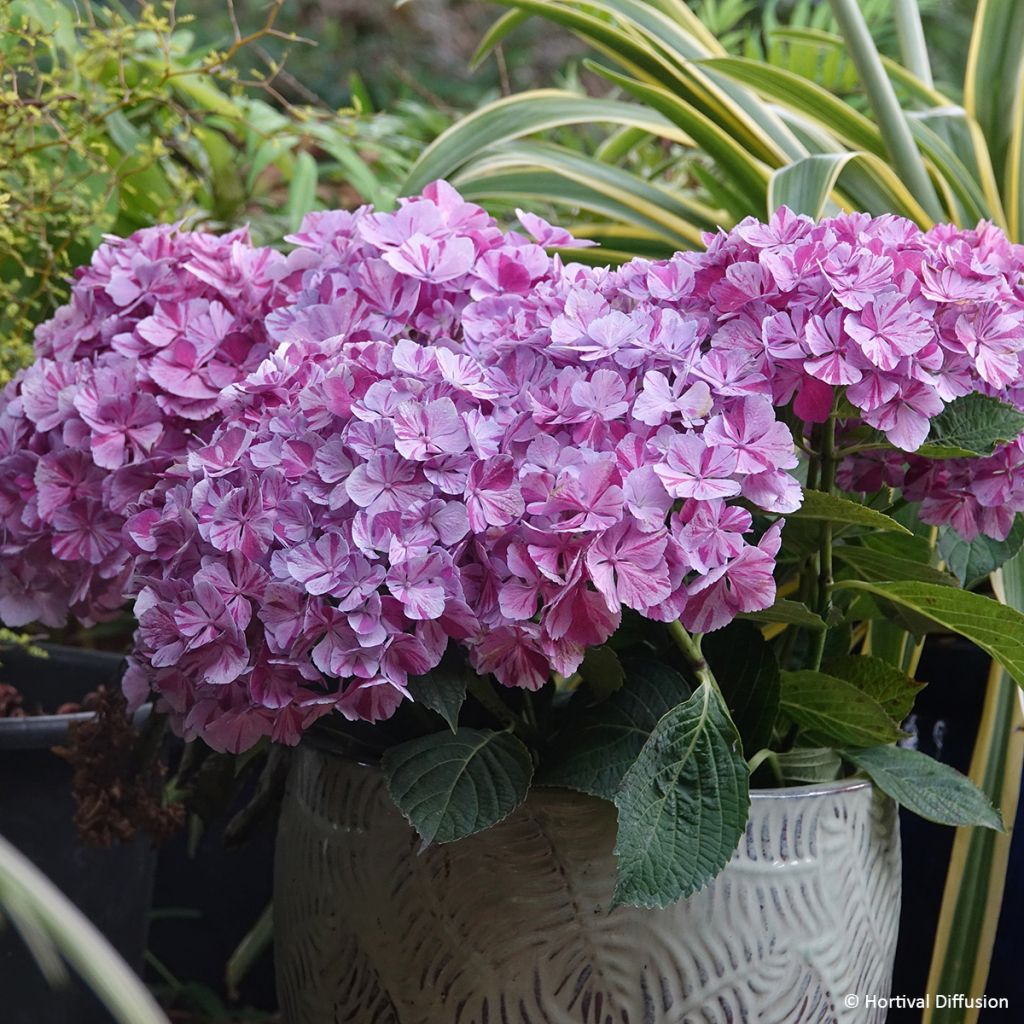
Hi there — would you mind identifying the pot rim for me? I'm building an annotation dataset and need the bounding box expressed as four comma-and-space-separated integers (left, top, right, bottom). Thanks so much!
299, 742, 873, 800
0, 644, 129, 750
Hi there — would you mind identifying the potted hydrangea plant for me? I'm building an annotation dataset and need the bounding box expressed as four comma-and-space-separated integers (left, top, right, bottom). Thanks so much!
5, 185, 1024, 1022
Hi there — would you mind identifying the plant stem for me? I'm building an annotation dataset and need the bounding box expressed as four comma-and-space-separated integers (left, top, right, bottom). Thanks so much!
811, 409, 838, 670
667, 620, 716, 691
467, 675, 535, 742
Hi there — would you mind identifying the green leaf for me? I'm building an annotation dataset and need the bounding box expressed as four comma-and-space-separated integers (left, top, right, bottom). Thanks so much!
703, 621, 779, 753
788, 489, 912, 534
455, 141, 715, 247
823, 654, 925, 721
285, 151, 318, 232
834, 580, 1024, 688
738, 598, 826, 630
846, 746, 1004, 830
833, 544, 958, 586
938, 516, 1024, 589
918, 393, 1024, 459
405, 651, 469, 732
402, 89, 692, 194
537, 658, 691, 799
780, 670, 903, 746
775, 747, 843, 783
579, 645, 625, 702
613, 684, 749, 907
381, 728, 533, 846
964, 0, 1024, 199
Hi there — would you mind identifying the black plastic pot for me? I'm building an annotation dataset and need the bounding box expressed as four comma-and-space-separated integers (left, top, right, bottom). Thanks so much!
0, 644, 157, 1024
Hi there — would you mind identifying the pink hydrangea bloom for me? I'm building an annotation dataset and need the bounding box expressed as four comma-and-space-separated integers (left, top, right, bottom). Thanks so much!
6, 187, 1024, 753
0, 224, 286, 627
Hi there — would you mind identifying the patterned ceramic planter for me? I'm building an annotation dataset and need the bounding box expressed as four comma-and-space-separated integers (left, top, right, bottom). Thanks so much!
275, 743, 901, 1024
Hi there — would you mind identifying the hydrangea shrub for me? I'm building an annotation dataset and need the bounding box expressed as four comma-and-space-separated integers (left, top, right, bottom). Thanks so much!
4, 186, 1024, 905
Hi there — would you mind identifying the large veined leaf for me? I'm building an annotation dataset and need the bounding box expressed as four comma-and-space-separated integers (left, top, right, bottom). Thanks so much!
938, 516, 1024, 590
739, 598, 825, 631
846, 745, 1003, 830
835, 580, 1024, 688
779, 670, 903, 746
823, 653, 924, 722
787, 489, 911, 534
919, 393, 1024, 459
613, 684, 749, 907
382, 728, 533, 846
406, 652, 470, 733
833, 544, 958, 587
537, 658, 691, 799
402, 90, 693, 194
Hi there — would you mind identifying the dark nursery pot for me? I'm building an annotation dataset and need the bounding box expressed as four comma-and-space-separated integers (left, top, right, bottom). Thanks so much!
0, 644, 157, 1024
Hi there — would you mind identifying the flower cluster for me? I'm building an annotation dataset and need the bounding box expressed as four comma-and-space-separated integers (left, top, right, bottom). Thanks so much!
0, 225, 286, 627
123, 183, 797, 750
6, 186, 1024, 753
689, 209, 1024, 540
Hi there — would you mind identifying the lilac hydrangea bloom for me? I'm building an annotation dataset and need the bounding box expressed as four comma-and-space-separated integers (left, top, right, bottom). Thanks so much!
6, 185, 1024, 754
0, 224, 286, 627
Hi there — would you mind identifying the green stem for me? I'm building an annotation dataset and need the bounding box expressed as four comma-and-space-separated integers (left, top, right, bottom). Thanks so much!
467, 676, 534, 742
667, 620, 716, 692
811, 410, 838, 670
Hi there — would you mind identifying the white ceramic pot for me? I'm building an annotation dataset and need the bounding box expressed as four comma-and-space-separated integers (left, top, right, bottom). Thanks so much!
275, 744, 901, 1024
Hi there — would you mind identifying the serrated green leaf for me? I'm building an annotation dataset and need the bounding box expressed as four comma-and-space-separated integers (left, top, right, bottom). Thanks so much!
938, 516, 1024, 589
823, 653, 925, 721
919, 394, 1024, 459
579, 645, 625, 702
775, 747, 843, 783
738, 598, 826, 630
537, 658, 691, 799
703, 621, 779, 753
780, 670, 903, 746
613, 684, 749, 907
833, 544, 958, 586
834, 580, 1024, 688
846, 745, 1004, 830
381, 728, 533, 846
405, 651, 469, 732
788, 489, 911, 534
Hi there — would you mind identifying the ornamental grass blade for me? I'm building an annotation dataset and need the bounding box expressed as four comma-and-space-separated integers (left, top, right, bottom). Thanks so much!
964, 0, 1024, 213
924, 659, 1024, 1024
402, 90, 693, 194
0, 836, 169, 1024
453, 141, 717, 247
924, 552, 1024, 1021
827, 0, 944, 220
